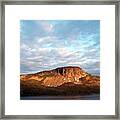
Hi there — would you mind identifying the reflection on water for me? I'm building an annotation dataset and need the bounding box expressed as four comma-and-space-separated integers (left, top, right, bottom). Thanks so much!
21, 94, 100, 100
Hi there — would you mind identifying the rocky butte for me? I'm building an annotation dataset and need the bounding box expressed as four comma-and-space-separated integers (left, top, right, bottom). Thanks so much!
20, 66, 100, 98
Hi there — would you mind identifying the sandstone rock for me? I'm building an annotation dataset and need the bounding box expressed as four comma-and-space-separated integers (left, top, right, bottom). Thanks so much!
20, 66, 100, 96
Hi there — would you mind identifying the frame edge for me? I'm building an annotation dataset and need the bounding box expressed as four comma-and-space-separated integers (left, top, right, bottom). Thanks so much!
1, 0, 119, 119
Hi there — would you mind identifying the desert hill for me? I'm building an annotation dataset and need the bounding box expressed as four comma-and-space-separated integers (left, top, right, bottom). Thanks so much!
20, 66, 100, 97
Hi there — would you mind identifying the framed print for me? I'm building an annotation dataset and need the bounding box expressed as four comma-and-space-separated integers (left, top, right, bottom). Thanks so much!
0, 0, 119, 119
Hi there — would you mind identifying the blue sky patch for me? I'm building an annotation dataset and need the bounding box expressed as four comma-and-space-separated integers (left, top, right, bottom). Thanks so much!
20, 20, 100, 75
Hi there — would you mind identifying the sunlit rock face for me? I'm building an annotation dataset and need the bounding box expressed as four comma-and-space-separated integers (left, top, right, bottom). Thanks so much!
20, 66, 96, 87
20, 66, 100, 97
54, 66, 88, 78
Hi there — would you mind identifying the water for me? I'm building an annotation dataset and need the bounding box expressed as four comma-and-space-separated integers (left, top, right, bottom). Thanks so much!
20, 94, 100, 100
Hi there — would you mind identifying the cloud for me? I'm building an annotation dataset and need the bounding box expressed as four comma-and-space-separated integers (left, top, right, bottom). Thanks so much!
35, 21, 54, 33
20, 20, 100, 75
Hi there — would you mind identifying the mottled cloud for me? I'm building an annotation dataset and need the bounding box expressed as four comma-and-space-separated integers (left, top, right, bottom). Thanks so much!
20, 20, 100, 75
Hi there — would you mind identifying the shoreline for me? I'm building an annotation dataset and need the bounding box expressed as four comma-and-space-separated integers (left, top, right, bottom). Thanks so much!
20, 94, 100, 100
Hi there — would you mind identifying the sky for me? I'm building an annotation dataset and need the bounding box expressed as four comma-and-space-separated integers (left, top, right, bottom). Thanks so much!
20, 20, 100, 75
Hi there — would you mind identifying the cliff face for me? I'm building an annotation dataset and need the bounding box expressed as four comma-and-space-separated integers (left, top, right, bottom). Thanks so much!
20, 66, 89, 87
20, 66, 100, 97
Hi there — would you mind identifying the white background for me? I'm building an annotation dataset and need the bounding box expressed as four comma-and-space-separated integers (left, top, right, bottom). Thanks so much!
5, 5, 115, 115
